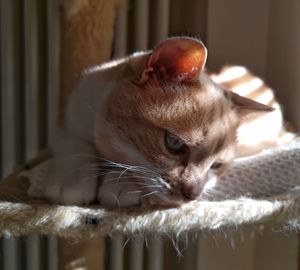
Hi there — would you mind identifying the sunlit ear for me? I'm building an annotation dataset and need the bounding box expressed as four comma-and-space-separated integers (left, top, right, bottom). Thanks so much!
139, 37, 207, 84
227, 91, 274, 114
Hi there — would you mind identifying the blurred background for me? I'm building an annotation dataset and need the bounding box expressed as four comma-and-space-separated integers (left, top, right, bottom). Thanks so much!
0, 0, 299, 269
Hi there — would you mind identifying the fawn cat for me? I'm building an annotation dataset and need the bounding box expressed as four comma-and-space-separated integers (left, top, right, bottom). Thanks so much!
29, 37, 284, 208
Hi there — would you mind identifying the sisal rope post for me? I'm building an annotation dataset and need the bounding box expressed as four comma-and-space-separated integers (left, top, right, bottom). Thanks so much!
58, 0, 124, 269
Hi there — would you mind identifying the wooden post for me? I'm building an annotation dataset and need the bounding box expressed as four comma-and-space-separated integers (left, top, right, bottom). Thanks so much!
58, 0, 124, 269
59, 0, 123, 121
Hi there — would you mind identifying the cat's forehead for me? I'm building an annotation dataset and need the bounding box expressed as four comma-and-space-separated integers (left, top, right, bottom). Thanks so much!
133, 77, 238, 147
139, 80, 230, 125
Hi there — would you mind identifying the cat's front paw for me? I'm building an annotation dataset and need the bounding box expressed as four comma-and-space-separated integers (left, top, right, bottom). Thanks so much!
27, 158, 98, 205
44, 181, 96, 205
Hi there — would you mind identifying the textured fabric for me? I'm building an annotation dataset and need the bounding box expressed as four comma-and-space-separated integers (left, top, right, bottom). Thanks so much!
202, 140, 300, 200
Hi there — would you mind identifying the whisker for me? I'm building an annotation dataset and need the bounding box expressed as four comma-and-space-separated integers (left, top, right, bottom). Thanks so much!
103, 175, 161, 183
78, 170, 125, 179
141, 184, 165, 189
80, 168, 152, 180
128, 176, 161, 183
103, 180, 151, 186
90, 157, 160, 176
101, 174, 171, 195
66, 154, 160, 179
87, 164, 155, 178
201, 187, 223, 200
79, 167, 123, 174
118, 167, 131, 180
110, 192, 121, 210
84, 101, 105, 121
126, 190, 143, 194
79, 166, 152, 177
81, 173, 122, 181
140, 191, 158, 198
77, 170, 129, 182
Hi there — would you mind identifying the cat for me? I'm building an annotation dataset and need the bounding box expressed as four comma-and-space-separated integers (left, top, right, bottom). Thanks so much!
28, 37, 276, 208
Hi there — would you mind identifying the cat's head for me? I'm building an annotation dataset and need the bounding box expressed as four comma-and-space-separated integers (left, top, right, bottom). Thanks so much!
95, 37, 273, 206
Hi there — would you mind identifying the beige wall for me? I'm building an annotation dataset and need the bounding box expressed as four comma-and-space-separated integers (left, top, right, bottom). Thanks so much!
207, 0, 300, 131
206, 1, 299, 269
266, 0, 300, 130
207, 0, 270, 77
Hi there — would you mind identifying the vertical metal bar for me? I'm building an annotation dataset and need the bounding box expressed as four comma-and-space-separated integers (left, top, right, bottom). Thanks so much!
133, 0, 149, 50
27, 235, 41, 270
147, 237, 163, 270
3, 239, 20, 270
47, 0, 60, 144
23, 1, 42, 269
183, 234, 198, 270
24, 0, 39, 160
129, 237, 144, 270
196, 233, 205, 270
113, 0, 128, 58
48, 236, 58, 270
254, 230, 298, 270
47, 0, 60, 269
110, 235, 124, 270
0, 0, 1, 181
152, 0, 169, 44
0, 0, 17, 178
1, 0, 22, 268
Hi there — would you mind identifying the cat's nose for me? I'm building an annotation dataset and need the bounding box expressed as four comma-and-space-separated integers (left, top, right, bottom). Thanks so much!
181, 185, 201, 201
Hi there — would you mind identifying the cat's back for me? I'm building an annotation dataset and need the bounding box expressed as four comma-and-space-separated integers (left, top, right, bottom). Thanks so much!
64, 52, 149, 140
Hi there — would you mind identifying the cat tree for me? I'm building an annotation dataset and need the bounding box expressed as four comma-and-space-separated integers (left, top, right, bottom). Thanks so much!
1, 140, 299, 238
0, 0, 299, 269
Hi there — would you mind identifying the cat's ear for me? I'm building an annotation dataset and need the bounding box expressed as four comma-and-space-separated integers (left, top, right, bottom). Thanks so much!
138, 37, 207, 84
227, 91, 274, 114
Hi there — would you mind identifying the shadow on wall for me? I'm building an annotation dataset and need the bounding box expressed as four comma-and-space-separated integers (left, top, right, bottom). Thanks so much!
207, 0, 300, 131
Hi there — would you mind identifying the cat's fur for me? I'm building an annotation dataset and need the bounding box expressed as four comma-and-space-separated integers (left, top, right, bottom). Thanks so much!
30, 37, 279, 207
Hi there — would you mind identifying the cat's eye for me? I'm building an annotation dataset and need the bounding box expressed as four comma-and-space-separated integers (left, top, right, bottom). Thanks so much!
165, 132, 187, 154
210, 162, 223, 170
